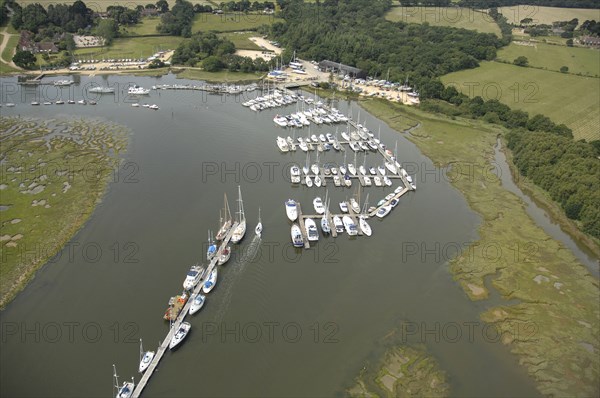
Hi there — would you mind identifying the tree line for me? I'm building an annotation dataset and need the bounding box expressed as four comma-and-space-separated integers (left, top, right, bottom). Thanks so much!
171, 31, 274, 72
506, 131, 599, 238
456, 0, 599, 9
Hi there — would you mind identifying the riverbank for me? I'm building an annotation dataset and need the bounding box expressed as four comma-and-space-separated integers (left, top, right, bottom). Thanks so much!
359, 99, 599, 396
0, 116, 129, 309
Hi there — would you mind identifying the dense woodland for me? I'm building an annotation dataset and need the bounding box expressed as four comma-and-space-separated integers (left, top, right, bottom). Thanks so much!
507, 131, 600, 238
456, 0, 600, 9
271, 0, 503, 96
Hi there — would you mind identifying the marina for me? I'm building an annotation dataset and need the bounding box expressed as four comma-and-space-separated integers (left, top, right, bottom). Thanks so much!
0, 74, 544, 398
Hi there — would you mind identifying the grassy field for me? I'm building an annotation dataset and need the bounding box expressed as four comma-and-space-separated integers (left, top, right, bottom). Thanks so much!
74, 36, 183, 59
441, 61, 600, 142
360, 98, 599, 397
499, 6, 599, 25
175, 68, 264, 82
192, 13, 278, 33
0, 33, 20, 74
218, 31, 263, 50
497, 42, 600, 77
15, 0, 215, 11
120, 17, 163, 37
385, 6, 501, 36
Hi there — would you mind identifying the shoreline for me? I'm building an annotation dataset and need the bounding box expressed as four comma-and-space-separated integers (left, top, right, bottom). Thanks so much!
0, 117, 128, 309
358, 98, 599, 396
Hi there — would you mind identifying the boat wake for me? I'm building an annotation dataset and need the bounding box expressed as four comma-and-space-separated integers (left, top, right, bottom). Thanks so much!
212, 237, 261, 322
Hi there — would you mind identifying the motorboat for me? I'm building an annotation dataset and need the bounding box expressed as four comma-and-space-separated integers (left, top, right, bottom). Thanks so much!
276, 136, 289, 152
290, 164, 301, 183
202, 267, 218, 294
113, 365, 134, 398
305, 175, 313, 187
390, 198, 399, 208
349, 198, 360, 213
89, 86, 115, 94
333, 216, 344, 233
217, 246, 231, 265
363, 176, 372, 186
183, 264, 205, 291
31, 101, 39, 106
188, 294, 206, 315
305, 218, 319, 241
291, 224, 304, 247
138, 339, 154, 373
342, 216, 358, 236
384, 176, 392, 186
376, 205, 392, 218
169, 322, 191, 349
128, 85, 150, 95
149, 104, 159, 110
344, 174, 352, 187
339, 201, 348, 213
313, 197, 325, 214
255, 207, 263, 237
285, 199, 298, 221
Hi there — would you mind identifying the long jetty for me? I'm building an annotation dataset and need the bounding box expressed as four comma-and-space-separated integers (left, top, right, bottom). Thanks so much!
131, 221, 239, 398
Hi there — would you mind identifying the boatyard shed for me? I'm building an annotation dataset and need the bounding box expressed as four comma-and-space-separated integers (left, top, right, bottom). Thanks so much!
318, 60, 366, 78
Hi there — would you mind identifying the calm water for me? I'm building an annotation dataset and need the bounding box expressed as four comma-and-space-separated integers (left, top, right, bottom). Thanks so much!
1, 75, 541, 397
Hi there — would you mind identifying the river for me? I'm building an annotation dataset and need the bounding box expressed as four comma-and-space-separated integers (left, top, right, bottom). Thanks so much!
1, 74, 542, 397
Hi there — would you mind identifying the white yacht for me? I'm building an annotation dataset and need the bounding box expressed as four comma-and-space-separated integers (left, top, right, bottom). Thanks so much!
128, 85, 150, 95
183, 264, 205, 291
216, 194, 232, 241
305, 218, 319, 241
169, 322, 191, 349
339, 201, 348, 213
290, 164, 301, 183
255, 207, 262, 237
138, 339, 154, 374
313, 197, 325, 214
359, 217, 372, 236
202, 267, 218, 294
333, 216, 344, 233
285, 199, 298, 221
376, 205, 392, 218
113, 365, 134, 398
217, 246, 231, 265
342, 216, 358, 236
291, 223, 304, 247
305, 175, 313, 187
89, 86, 115, 94
314, 175, 322, 187
231, 186, 246, 244
321, 216, 330, 234
276, 136, 290, 152
349, 198, 360, 213
188, 294, 206, 315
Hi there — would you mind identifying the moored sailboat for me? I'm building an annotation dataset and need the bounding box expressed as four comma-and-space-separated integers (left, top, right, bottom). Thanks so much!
231, 186, 246, 244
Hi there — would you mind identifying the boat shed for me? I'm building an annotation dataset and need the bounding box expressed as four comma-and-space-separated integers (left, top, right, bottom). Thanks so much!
318, 60, 366, 78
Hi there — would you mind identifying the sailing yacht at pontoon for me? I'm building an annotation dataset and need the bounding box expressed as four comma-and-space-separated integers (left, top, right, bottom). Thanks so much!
216, 194, 233, 241
138, 339, 154, 374
231, 186, 246, 244
113, 365, 134, 398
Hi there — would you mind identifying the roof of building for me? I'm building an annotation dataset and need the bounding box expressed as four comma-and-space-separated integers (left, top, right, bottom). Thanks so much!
318, 60, 363, 75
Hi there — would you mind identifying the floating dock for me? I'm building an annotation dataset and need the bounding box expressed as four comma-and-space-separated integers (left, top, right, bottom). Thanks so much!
131, 221, 239, 398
